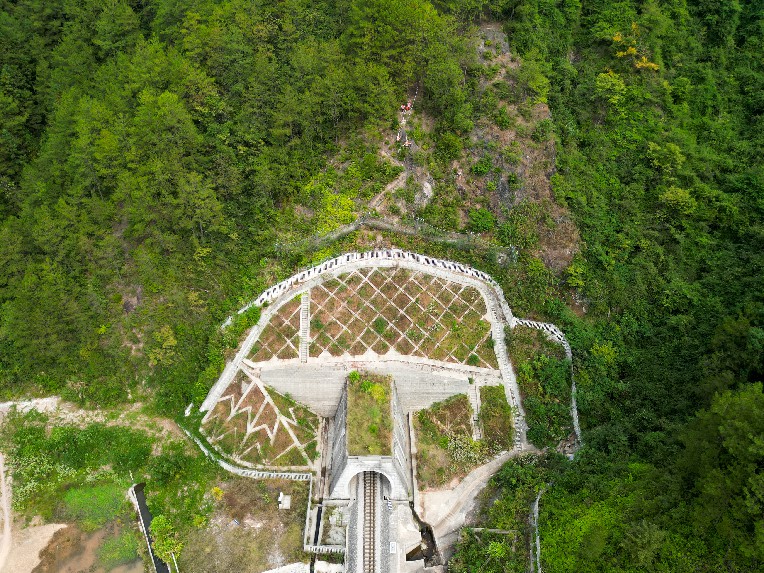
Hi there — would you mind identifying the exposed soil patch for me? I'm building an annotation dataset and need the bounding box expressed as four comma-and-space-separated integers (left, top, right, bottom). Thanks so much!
180, 478, 308, 573
1, 522, 66, 573
33, 522, 141, 573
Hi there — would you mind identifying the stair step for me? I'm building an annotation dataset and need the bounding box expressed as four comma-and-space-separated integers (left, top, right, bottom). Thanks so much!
299, 291, 311, 363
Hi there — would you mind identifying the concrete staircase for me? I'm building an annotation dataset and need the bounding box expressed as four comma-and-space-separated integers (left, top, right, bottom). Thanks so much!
299, 291, 311, 363
468, 383, 482, 440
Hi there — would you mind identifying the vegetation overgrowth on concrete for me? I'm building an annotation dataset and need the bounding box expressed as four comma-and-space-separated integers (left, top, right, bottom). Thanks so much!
478, 386, 515, 452
506, 326, 571, 448
415, 394, 477, 489
415, 390, 515, 490
346, 371, 392, 456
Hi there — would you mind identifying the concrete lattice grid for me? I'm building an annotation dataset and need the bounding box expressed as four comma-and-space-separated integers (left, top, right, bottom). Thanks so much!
308, 267, 498, 368
201, 369, 319, 468
249, 295, 302, 361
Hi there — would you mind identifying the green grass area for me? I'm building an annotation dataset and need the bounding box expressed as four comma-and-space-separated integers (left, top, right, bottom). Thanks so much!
97, 529, 140, 570
63, 483, 128, 532
310, 269, 497, 367
274, 446, 309, 467
506, 326, 571, 447
479, 386, 515, 452
267, 386, 319, 466
346, 371, 392, 456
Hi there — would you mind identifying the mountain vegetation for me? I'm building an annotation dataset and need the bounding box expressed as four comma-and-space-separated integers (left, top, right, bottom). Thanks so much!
0, 0, 762, 571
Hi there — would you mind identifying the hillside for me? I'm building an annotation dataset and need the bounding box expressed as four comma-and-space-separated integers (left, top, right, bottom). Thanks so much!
0, 1, 762, 572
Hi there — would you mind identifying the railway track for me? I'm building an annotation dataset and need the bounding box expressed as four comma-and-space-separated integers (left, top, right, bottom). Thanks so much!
363, 471, 378, 573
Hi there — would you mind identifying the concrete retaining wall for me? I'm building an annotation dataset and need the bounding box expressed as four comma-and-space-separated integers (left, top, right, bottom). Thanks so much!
329, 386, 349, 496
391, 384, 413, 496
259, 364, 347, 417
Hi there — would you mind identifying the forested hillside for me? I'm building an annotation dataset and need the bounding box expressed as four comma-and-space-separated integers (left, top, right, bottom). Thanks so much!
0, 0, 474, 407
1, 0, 762, 571
451, 1, 764, 571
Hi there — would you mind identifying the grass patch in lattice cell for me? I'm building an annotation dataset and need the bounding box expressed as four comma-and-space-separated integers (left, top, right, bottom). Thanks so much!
346, 371, 392, 456
372, 317, 388, 335
406, 328, 424, 343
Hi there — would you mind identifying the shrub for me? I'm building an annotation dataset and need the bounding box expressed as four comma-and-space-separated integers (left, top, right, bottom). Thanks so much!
531, 119, 553, 142
472, 155, 493, 176
372, 317, 387, 335
494, 107, 514, 130
435, 132, 463, 163
468, 208, 496, 233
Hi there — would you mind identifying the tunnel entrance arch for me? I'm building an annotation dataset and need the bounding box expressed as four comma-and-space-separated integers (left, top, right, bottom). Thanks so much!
330, 456, 408, 501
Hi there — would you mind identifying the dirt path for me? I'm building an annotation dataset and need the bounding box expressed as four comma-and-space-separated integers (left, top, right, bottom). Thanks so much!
0, 453, 11, 571
369, 168, 407, 209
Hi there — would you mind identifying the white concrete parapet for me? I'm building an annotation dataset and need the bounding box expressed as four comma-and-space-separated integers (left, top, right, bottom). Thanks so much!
514, 319, 571, 359
261, 564, 310, 573
304, 545, 345, 554
222, 249, 512, 327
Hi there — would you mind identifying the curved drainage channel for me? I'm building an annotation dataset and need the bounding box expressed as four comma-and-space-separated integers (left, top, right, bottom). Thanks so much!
129, 483, 170, 573
406, 502, 440, 567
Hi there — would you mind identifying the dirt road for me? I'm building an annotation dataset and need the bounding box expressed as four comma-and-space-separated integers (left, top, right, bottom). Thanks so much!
0, 453, 11, 571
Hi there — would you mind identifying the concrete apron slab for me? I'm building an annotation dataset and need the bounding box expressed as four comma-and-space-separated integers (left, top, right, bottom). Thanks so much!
254, 360, 502, 417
